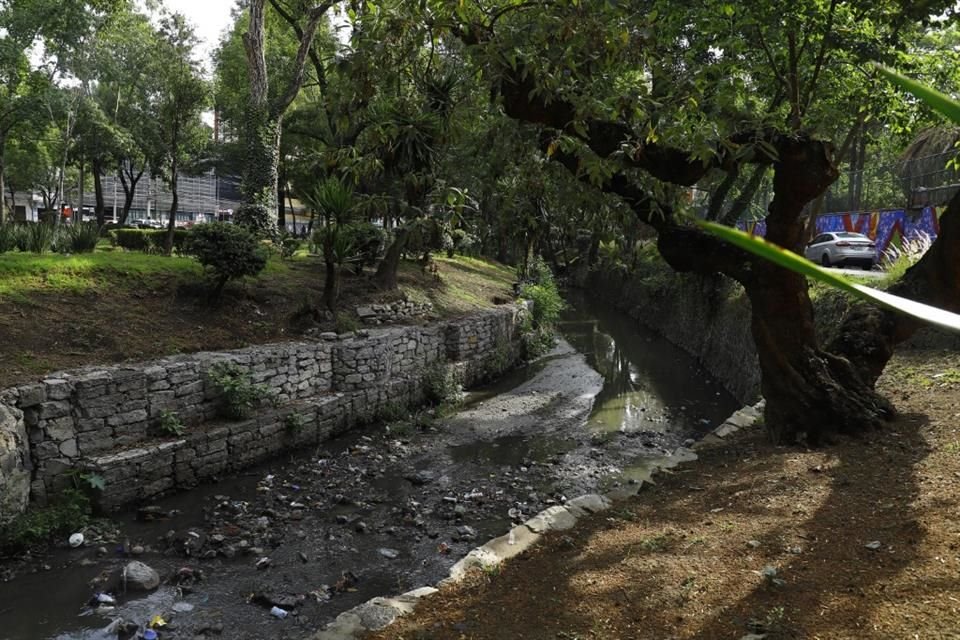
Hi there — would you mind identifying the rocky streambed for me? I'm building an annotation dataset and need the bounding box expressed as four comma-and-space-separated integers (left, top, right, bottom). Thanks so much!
0, 296, 738, 640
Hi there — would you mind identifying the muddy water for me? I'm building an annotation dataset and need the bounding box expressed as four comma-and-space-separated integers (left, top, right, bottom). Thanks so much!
0, 294, 738, 640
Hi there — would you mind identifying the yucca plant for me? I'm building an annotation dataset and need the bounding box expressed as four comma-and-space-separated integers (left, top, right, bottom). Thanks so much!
25, 223, 57, 254
55, 222, 101, 254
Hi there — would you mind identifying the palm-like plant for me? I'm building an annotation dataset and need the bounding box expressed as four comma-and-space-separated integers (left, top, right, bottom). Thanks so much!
301, 178, 356, 313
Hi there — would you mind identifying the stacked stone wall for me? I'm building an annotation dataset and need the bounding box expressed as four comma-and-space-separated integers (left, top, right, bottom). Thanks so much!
0, 305, 525, 516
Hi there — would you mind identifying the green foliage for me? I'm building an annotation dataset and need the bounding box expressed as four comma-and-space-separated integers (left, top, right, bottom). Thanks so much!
186, 223, 268, 297
25, 223, 56, 254
110, 228, 190, 254
0, 223, 22, 253
334, 313, 360, 334
284, 412, 306, 432
339, 223, 387, 267
487, 334, 513, 375
520, 280, 565, 329
207, 361, 272, 420
422, 362, 463, 407
0, 488, 91, 550
54, 223, 100, 254
279, 234, 301, 260
157, 409, 185, 437
109, 228, 151, 251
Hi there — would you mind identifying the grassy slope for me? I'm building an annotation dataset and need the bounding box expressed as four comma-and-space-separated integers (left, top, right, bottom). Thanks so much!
0, 249, 515, 388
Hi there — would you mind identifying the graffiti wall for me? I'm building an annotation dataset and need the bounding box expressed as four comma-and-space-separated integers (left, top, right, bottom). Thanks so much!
739, 206, 942, 261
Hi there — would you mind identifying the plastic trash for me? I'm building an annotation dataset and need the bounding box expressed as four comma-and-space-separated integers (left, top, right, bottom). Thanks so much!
270, 606, 288, 619
95, 593, 116, 605
143, 630, 158, 640
69, 532, 84, 548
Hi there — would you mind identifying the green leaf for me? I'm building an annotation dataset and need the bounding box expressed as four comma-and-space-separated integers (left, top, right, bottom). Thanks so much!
873, 64, 960, 124
697, 221, 960, 333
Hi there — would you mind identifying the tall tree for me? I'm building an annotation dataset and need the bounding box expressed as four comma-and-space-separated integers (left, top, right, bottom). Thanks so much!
431, 0, 960, 443
143, 12, 209, 254
234, 0, 334, 236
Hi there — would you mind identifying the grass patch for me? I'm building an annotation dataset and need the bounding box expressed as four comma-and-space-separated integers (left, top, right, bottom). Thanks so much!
0, 251, 203, 299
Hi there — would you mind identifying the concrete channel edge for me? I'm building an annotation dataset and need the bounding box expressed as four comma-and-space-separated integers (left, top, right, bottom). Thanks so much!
309, 398, 767, 639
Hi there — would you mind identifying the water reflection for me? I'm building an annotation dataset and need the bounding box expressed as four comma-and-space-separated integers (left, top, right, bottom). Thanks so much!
561, 291, 737, 436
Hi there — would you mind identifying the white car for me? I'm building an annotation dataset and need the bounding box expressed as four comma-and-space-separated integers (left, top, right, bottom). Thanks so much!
804, 232, 878, 270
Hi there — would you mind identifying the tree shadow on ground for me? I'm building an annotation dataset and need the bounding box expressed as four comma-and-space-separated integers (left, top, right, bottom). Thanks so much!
373, 412, 933, 640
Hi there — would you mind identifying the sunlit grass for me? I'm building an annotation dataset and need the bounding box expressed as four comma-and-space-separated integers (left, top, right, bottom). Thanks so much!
0, 250, 305, 299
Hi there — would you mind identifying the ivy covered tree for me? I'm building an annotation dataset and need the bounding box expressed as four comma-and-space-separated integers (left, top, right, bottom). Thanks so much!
233, 0, 334, 237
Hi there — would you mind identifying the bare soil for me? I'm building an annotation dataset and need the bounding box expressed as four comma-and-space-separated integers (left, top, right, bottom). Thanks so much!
369, 349, 960, 640
0, 255, 514, 389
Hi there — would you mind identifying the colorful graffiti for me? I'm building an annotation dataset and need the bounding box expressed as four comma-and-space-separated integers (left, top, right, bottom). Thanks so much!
739, 206, 942, 261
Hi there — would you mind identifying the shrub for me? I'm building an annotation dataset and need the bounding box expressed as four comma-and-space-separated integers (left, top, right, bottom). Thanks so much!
279, 234, 301, 260
147, 229, 190, 255
521, 280, 565, 328
340, 222, 387, 267
54, 222, 100, 254
25, 223, 57, 254
0, 488, 91, 550
186, 223, 267, 298
334, 313, 360, 334
284, 413, 306, 432
0, 223, 21, 253
207, 361, 272, 420
110, 228, 151, 252
422, 362, 463, 407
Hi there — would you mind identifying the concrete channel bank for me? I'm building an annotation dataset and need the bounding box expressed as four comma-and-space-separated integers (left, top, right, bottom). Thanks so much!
0, 303, 529, 524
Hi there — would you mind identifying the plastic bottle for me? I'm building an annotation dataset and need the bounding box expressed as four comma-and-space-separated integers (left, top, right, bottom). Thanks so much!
270, 606, 289, 619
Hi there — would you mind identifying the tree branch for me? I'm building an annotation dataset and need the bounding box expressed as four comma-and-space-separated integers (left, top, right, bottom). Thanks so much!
800, 0, 839, 116
270, 2, 334, 119
756, 27, 789, 94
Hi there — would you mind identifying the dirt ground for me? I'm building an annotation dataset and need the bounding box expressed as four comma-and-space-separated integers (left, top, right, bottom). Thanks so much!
0, 255, 514, 389
369, 349, 960, 640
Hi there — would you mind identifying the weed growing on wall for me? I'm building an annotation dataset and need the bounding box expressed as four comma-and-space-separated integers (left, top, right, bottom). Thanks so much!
423, 362, 463, 407
157, 410, 186, 437
284, 413, 306, 432
517, 257, 565, 358
207, 362, 272, 420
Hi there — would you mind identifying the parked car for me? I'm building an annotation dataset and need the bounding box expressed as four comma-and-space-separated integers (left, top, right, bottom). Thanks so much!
803, 231, 878, 270
129, 218, 164, 229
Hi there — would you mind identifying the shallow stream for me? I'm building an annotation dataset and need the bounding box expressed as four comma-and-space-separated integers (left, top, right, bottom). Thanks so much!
0, 293, 737, 640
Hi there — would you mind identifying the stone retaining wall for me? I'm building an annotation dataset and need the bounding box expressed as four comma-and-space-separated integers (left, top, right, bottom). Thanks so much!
0, 404, 30, 527
0, 304, 527, 516
584, 268, 761, 404
583, 262, 960, 405
356, 301, 434, 325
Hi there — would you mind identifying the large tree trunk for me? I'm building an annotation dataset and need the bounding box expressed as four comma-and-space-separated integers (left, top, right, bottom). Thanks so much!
119, 164, 143, 225
93, 159, 106, 227
236, 110, 282, 237
829, 190, 960, 385
0, 132, 6, 224
237, 0, 330, 238
656, 138, 894, 445
375, 226, 409, 290
164, 151, 179, 256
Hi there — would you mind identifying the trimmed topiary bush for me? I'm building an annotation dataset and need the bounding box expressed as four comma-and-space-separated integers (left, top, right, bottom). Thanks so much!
186, 222, 268, 298
110, 228, 152, 252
